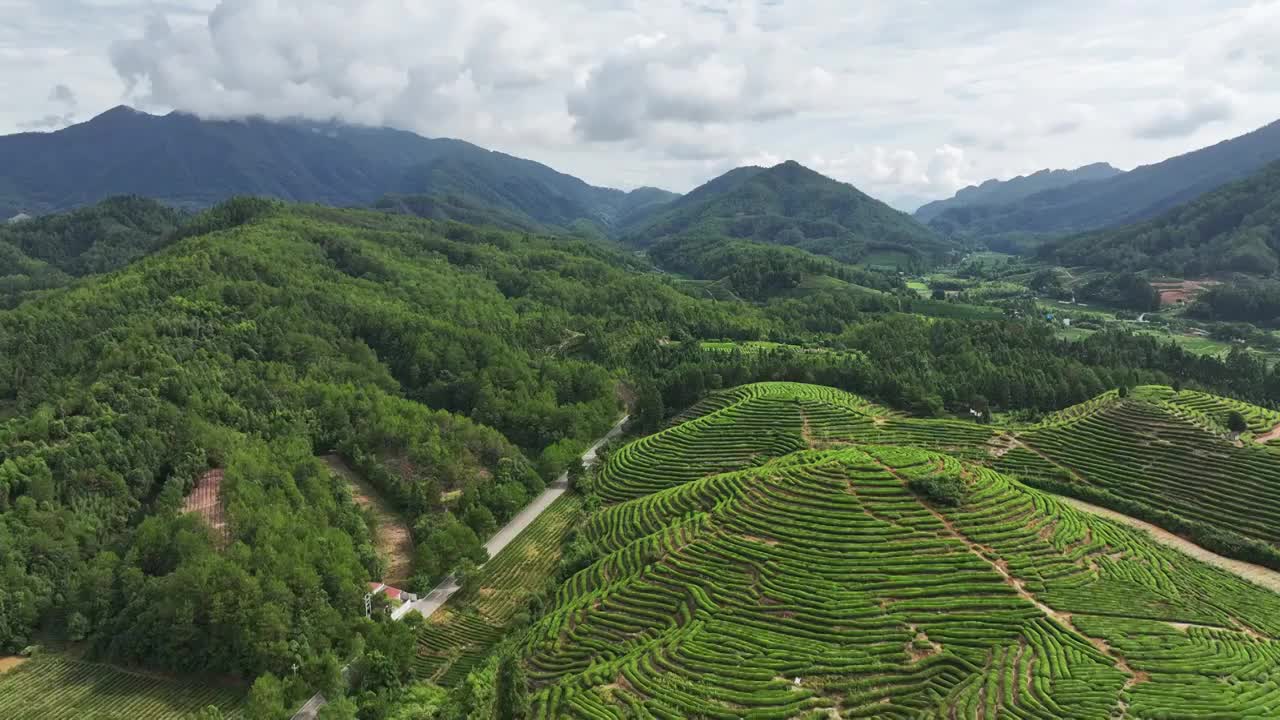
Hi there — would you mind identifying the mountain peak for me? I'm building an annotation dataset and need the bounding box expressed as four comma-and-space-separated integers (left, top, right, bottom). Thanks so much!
91, 105, 148, 122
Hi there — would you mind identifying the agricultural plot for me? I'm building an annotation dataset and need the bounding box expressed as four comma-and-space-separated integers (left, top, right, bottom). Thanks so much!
414, 494, 583, 685
0, 656, 243, 719
523, 420, 1280, 718
1005, 397, 1280, 549
1150, 386, 1280, 437
182, 468, 230, 548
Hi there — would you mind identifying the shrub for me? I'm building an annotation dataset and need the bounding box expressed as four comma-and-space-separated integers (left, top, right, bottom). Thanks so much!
908, 475, 968, 506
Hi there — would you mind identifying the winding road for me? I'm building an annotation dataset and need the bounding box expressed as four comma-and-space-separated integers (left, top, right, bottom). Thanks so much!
292, 415, 628, 719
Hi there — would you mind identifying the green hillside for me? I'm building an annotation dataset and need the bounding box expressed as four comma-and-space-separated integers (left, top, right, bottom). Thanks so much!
627, 161, 953, 268
525, 382, 1280, 718
1042, 159, 1280, 276
0, 196, 184, 306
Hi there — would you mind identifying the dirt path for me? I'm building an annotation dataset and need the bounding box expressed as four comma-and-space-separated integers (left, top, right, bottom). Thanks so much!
874, 460, 1144, 692
1254, 422, 1280, 445
324, 455, 414, 586
1055, 496, 1280, 595
1001, 437, 1280, 594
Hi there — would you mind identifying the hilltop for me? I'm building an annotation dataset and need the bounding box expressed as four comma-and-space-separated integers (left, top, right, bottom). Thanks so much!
627, 160, 953, 269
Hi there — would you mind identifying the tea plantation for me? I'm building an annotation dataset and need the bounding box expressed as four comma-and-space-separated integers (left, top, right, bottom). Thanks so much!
524, 383, 1280, 718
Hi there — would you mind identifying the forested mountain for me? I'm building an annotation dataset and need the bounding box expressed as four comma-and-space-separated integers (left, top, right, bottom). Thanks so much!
627, 160, 954, 268
1042, 159, 1280, 276
928, 118, 1280, 242
0, 106, 675, 234
914, 162, 1121, 222
0, 196, 185, 306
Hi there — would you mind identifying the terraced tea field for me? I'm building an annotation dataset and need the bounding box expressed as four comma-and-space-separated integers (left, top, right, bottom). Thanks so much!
653, 383, 1280, 565
0, 656, 243, 719
414, 494, 583, 685
1000, 392, 1280, 551
522, 383, 1280, 718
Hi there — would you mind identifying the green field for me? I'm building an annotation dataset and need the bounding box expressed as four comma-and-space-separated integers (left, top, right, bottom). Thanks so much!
415, 494, 583, 685
0, 657, 244, 719
523, 383, 1280, 718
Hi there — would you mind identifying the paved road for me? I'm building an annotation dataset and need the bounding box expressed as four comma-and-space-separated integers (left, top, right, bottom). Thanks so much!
293, 415, 628, 719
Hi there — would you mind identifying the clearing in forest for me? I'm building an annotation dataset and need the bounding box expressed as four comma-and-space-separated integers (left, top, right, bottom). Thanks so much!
182, 468, 231, 548
325, 455, 414, 585
1150, 278, 1218, 306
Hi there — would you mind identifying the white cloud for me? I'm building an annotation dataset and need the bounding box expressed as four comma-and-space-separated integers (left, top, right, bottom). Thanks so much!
1133, 87, 1238, 139
1, 0, 1279, 201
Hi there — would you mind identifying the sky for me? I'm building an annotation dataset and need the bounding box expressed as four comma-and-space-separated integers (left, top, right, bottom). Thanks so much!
2, 0, 1279, 210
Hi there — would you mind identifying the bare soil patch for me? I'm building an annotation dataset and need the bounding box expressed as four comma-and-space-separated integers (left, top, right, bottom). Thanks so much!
1255, 422, 1280, 445
1150, 279, 1218, 307
182, 469, 230, 548
0, 656, 28, 673
325, 455, 414, 585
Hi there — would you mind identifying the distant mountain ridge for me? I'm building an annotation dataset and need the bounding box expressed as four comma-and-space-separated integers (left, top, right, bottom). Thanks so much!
927, 119, 1280, 242
0, 106, 676, 235
1042, 158, 1280, 276
627, 160, 954, 268
914, 162, 1122, 222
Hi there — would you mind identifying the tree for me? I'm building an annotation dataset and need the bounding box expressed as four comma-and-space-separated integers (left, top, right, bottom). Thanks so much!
496, 653, 529, 720
635, 382, 665, 434
931, 288, 947, 301
565, 458, 588, 494
316, 696, 358, 720
246, 673, 286, 720
1227, 411, 1248, 434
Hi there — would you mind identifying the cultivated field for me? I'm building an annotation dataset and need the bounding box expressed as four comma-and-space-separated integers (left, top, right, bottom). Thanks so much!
998, 391, 1280, 551
182, 468, 231, 548
0, 657, 244, 719
523, 389, 1280, 717
414, 494, 583, 685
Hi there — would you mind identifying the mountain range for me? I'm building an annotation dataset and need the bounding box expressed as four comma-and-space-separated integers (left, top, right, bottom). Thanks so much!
0, 107, 951, 270
914, 162, 1122, 223
6, 105, 1280, 274
1041, 158, 1280, 277
0, 106, 675, 237
924, 118, 1280, 244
